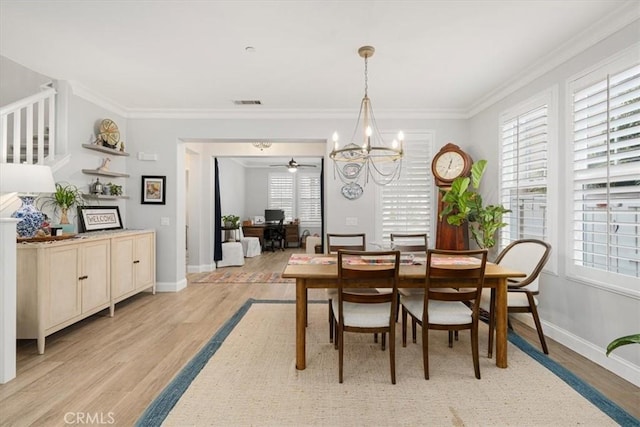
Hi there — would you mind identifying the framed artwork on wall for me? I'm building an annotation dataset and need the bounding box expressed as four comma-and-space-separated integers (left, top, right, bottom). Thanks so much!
141, 175, 166, 205
77, 206, 123, 232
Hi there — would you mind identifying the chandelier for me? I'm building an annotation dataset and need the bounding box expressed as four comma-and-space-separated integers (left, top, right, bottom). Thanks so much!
330, 46, 404, 186
252, 141, 272, 151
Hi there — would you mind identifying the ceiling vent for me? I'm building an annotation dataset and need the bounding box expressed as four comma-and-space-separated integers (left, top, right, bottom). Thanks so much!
233, 100, 262, 105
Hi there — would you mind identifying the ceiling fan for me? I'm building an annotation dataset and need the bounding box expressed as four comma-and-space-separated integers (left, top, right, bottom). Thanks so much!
270, 158, 317, 173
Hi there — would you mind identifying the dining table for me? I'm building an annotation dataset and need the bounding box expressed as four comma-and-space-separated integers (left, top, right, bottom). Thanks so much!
281, 253, 526, 370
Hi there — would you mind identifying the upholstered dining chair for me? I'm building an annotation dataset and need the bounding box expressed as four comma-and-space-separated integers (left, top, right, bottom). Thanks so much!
390, 233, 428, 323
326, 233, 367, 345
479, 239, 552, 357
401, 248, 488, 379
334, 249, 400, 384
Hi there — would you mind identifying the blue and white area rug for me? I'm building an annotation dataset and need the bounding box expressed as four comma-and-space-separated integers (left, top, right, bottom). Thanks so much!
137, 299, 637, 426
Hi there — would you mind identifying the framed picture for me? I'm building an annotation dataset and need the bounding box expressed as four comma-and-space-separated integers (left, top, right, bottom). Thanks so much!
141, 175, 166, 205
77, 206, 123, 233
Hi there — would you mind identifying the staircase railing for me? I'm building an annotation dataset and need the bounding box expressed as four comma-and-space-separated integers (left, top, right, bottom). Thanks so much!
0, 87, 56, 165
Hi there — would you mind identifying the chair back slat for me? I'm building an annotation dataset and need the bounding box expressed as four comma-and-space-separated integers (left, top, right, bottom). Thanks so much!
426, 249, 488, 305
327, 233, 366, 254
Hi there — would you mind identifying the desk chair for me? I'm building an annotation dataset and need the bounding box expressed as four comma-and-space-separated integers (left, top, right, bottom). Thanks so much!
263, 220, 286, 252
334, 249, 400, 383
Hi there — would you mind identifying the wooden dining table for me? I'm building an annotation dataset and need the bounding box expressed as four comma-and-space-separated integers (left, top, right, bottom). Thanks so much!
281, 253, 526, 370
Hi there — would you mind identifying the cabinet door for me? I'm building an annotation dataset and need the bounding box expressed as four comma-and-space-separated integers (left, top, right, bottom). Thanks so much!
134, 233, 155, 290
112, 237, 135, 299
81, 240, 110, 312
46, 246, 82, 328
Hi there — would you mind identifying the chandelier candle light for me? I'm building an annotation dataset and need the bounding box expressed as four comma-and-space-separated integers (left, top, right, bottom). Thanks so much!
330, 46, 404, 186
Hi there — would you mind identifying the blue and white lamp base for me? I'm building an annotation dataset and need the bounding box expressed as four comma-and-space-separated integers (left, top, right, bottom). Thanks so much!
11, 195, 45, 238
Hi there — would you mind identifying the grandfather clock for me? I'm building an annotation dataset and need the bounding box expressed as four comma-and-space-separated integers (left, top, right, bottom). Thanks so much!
432, 143, 473, 250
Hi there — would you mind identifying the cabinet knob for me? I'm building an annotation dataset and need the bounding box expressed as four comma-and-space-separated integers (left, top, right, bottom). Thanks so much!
133, 260, 140, 264
78, 275, 88, 280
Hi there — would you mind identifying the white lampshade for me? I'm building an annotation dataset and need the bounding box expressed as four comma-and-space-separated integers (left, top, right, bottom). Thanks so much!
0, 163, 56, 194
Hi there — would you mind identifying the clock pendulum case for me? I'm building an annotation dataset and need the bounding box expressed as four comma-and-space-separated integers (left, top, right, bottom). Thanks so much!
432, 143, 473, 250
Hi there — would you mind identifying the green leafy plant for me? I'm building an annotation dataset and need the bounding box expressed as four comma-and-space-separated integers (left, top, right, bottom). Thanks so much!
606, 333, 640, 356
222, 214, 240, 227
107, 182, 123, 196
38, 182, 85, 224
439, 160, 511, 249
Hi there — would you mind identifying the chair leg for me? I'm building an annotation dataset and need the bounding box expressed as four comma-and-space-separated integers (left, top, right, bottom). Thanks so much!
390, 323, 396, 385
471, 325, 480, 379
381, 333, 386, 351
487, 289, 496, 358
528, 294, 549, 354
448, 331, 453, 348
402, 307, 408, 347
338, 324, 344, 383
412, 318, 417, 344
422, 323, 429, 380
328, 299, 334, 343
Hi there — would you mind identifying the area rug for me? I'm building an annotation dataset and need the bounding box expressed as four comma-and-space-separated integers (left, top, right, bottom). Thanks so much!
193, 271, 294, 283
137, 300, 637, 426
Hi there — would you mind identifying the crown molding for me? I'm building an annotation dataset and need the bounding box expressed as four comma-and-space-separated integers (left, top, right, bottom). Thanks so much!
125, 107, 467, 120
466, 1, 640, 118
68, 80, 129, 118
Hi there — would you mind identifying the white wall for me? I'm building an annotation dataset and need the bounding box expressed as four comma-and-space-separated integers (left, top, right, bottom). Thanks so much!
0, 56, 51, 105
468, 20, 640, 380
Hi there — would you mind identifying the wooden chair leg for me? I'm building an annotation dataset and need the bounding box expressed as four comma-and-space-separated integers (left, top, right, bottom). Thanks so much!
487, 289, 496, 358
528, 294, 549, 354
422, 323, 429, 380
390, 323, 396, 384
381, 333, 386, 351
402, 307, 408, 347
328, 299, 334, 343
471, 325, 480, 379
412, 318, 417, 344
338, 324, 344, 383
448, 331, 453, 348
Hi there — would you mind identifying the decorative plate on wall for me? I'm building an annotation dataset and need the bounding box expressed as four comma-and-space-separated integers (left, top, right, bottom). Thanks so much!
341, 182, 363, 200
99, 119, 120, 148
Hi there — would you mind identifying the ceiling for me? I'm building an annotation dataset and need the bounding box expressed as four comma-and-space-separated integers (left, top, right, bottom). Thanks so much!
1, 1, 635, 117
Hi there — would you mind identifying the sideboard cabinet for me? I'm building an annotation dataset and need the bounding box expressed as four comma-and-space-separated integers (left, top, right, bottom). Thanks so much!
16, 230, 156, 354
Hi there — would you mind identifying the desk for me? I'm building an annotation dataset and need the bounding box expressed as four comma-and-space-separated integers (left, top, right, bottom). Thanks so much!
243, 223, 299, 248
281, 253, 526, 370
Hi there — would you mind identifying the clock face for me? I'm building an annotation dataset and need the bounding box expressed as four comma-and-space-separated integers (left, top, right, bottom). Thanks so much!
434, 151, 466, 181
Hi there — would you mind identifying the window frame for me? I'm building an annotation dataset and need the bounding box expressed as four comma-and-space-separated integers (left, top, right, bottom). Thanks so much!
498, 86, 558, 274
565, 44, 640, 295
267, 170, 321, 227
374, 130, 435, 246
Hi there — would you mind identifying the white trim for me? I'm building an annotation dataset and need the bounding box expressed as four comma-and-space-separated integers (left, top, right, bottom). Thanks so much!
155, 279, 188, 293
498, 85, 559, 275
468, 2, 640, 117
542, 319, 640, 387
68, 80, 129, 118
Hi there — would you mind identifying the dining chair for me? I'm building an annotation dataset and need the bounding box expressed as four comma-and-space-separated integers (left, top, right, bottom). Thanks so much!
326, 233, 369, 346
401, 248, 488, 379
390, 233, 428, 324
334, 249, 400, 384
479, 239, 552, 356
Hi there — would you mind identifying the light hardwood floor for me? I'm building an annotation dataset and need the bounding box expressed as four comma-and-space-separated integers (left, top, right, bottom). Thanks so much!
1, 248, 638, 426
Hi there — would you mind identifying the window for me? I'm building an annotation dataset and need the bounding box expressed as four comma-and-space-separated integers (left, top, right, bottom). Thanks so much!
569, 51, 640, 289
268, 172, 321, 227
377, 132, 433, 244
499, 89, 556, 256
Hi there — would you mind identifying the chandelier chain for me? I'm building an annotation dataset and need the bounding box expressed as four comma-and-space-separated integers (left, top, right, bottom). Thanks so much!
364, 55, 369, 97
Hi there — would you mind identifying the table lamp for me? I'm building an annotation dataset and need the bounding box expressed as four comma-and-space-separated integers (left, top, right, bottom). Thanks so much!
0, 163, 56, 238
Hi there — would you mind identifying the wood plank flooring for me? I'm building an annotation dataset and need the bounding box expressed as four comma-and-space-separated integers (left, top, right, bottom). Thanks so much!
1, 248, 638, 426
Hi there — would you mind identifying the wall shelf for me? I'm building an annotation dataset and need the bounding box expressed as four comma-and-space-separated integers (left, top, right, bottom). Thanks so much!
81, 169, 130, 178
85, 194, 130, 200
82, 143, 129, 156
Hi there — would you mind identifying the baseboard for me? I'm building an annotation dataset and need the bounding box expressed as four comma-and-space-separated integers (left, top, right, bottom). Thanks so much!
186, 262, 216, 274
156, 278, 188, 293
538, 319, 640, 387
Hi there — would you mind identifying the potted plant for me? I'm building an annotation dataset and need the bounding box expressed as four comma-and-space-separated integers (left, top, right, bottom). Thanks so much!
222, 214, 240, 228
439, 160, 511, 249
107, 182, 123, 196
38, 182, 86, 226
